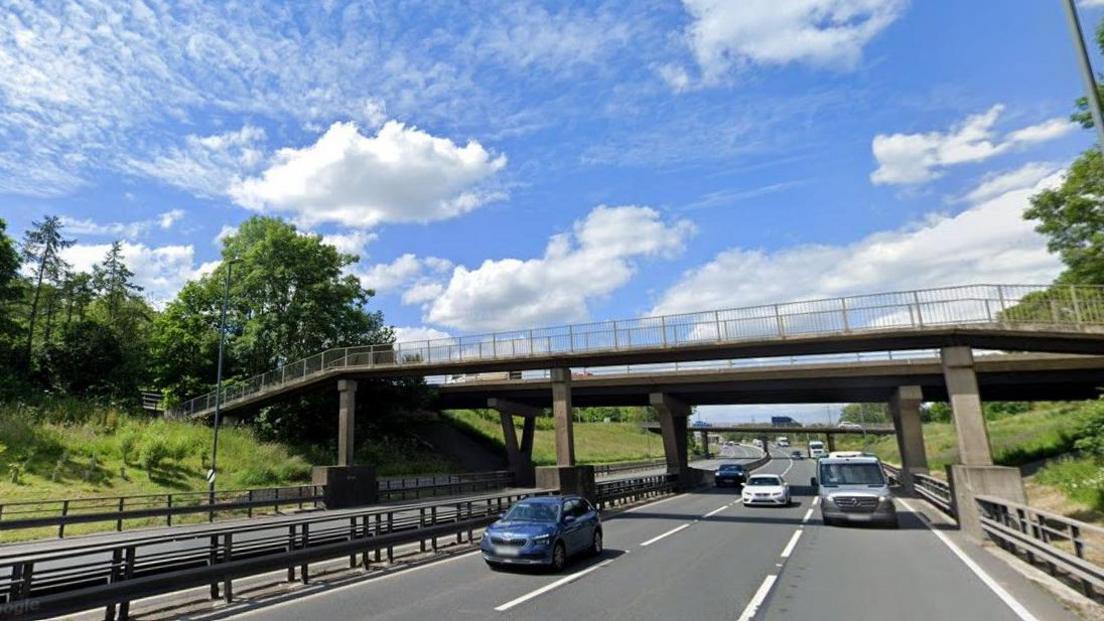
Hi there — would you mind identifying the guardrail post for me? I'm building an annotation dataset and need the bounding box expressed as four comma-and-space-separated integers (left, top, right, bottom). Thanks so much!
467, 501, 474, 542
59, 499, 69, 538
431, 506, 439, 551
223, 534, 234, 603
117, 497, 125, 531
350, 517, 358, 568
455, 502, 463, 543
374, 513, 383, 562
286, 525, 297, 582
117, 547, 134, 620
104, 550, 121, 620
300, 523, 310, 584
166, 494, 173, 526
247, 490, 254, 518
208, 490, 215, 522
209, 535, 220, 599
387, 512, 395, 562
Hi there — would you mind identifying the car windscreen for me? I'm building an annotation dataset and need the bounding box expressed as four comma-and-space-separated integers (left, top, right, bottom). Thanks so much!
747, 477, 781, 486
503, 502, 559, 522
819, 462, 885, 486
719, 465, 744, 472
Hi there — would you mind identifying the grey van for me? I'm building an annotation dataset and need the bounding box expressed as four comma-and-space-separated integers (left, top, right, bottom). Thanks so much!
811, 454, 898, 528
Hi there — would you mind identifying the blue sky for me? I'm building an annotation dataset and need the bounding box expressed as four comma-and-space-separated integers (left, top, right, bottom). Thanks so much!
2, 1, 1100, 420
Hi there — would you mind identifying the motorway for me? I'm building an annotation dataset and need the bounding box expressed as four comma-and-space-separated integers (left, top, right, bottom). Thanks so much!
168, 446, 1079, 621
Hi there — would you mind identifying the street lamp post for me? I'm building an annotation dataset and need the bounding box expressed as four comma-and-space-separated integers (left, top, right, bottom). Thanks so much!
1063, 0, 1104, 153
208, 259, 238, 494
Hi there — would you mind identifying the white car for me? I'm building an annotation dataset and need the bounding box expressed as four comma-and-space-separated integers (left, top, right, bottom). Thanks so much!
741, 474, 791, 506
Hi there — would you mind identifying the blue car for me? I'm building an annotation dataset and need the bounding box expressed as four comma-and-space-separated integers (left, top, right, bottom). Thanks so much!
480, 495, 602, 571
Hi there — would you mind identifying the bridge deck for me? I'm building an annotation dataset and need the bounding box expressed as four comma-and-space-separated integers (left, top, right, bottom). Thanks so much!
171, 283, 1104, 417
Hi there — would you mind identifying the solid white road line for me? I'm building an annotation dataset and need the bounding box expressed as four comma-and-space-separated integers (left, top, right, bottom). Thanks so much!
898, 498, 1041, 621
703, 505, 728, 518
780, 529, 803, 559
801, 508, 814, 524
640, 523, 691, 547
494, 558, 615, 612
736, 574, 778, 621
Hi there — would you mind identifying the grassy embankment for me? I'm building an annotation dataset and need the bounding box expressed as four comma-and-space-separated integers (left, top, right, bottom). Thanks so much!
0, 399, 455, 540
443, 410, 666, 465
837, 402, 1104, 520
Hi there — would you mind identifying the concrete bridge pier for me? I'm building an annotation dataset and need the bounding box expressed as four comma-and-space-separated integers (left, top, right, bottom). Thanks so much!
651, 393, 711, 490
825, 433, 837, 453
942, 346, 1026, 541
488, 398, 538, 486
698, 430, 711, 458
312, 379, 377, 509
536, 368, 595, 499
889, 385, 928, 493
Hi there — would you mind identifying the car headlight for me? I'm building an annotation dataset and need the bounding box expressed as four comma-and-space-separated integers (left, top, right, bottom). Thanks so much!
531, 534, 551, 545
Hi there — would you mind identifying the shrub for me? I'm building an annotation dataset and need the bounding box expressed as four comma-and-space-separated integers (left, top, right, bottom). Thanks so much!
138, 436, 170, 471
1037, 456, 1104, 510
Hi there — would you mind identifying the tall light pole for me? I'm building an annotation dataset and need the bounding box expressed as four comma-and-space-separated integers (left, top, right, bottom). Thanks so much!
208, 259, 239, 494
1063, 0, 1104, 152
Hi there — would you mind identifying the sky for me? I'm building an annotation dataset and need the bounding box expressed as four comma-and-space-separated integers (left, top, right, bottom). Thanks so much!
2, 1, 1100, 422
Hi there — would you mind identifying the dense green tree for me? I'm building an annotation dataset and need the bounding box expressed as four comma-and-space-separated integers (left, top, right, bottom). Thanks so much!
839, 403, 888, 424
20, 216, 73, 361
152, 216, 392, 403
1024, 150, 1104, 285
0, 218, 25, 390
43, 320, 127, 396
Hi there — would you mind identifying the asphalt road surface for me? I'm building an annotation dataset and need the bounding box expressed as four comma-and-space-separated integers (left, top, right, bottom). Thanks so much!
194, 447, 1077, 621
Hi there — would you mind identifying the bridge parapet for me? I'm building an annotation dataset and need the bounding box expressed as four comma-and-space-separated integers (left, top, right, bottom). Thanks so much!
170, 284, 1104, 418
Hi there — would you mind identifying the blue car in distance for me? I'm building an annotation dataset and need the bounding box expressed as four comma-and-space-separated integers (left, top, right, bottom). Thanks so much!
481, 495, 602, 571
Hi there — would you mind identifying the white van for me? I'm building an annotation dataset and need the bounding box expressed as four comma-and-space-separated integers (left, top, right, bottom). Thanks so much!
808, 440, 826, 458
776, 436, 790, 447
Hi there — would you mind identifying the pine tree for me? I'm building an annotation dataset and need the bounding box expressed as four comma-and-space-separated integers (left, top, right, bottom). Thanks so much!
21, 216, 74, 361
93, 241, 142, 322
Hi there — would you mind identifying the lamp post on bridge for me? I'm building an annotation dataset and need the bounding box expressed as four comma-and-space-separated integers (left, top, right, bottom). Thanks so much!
208, 258, 240, 495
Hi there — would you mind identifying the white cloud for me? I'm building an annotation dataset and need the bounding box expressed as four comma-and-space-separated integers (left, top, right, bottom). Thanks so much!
59, 210, 187, 239
422, 205, 695, 331
871, 106, 1076, 186
230, 121, 507, 229
402, 281, 446, 305
127, 126, 266, 197
322, 230, 378, 258
393, 326, 451, 343
652, 172, 1064, 316
61, 241, 201, 306
676, 0, 906, 85
1006, 118, 1077, 145
1081, 0, 1104, 7
956, 162, 1061, 205
355, 253, 453, 295
214, 225, 237, 246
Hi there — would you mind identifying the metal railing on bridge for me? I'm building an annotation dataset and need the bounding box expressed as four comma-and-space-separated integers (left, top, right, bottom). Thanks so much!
170, 284, 1104, 418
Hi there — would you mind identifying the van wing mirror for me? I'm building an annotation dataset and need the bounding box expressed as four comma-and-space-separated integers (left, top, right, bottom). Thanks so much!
810, 477, 818, 487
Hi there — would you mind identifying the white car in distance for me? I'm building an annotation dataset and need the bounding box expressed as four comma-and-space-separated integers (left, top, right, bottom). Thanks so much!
741, 474, 791, 506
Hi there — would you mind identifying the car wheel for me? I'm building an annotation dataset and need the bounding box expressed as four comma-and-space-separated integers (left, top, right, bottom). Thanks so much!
822, 516, 835, 526
591, 529, 603, 556
550, 542, 567, 572
885, 516, 900, 529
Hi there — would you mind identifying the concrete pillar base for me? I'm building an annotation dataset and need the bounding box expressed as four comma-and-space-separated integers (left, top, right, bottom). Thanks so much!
312, 465, 378, 509
513, 461, 537, 488
948, 465, 1026, 541
536, 465, 596, 501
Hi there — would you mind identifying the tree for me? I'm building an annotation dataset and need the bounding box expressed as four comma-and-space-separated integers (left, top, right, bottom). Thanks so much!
20, 216, 73, 362
44, 320, 127, 396
63, 272, 95, 323
93, 241, 142, 322
152, 216, 392, 402
839, 403, 888, 424
0, 218, 24, 387
1024, 149, 1104, 285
